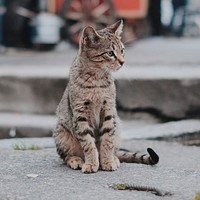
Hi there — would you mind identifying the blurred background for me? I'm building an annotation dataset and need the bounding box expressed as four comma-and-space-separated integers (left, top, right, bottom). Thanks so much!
0, 0, 200, 49
0, 0, 200, 146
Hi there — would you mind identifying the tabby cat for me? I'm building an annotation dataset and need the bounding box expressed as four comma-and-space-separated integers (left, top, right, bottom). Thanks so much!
53, 20, 159, 173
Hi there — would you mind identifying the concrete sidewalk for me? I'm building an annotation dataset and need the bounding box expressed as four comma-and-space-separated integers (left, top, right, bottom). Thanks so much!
0, 139, 199, 200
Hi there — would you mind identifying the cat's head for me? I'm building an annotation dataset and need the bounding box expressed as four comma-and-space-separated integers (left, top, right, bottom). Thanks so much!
79, 20, 125, 71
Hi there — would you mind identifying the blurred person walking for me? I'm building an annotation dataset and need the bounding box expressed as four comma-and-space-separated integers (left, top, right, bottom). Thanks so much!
0, 0, 5, 48
170, 0, 188, 36
148, 0, 162, 36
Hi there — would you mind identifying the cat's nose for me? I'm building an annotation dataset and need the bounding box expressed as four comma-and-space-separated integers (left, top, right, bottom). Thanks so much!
118, 58, 125, 66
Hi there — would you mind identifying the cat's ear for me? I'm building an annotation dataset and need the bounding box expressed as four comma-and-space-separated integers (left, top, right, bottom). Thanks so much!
81, 26, 102, 46
108, 20, 123, 37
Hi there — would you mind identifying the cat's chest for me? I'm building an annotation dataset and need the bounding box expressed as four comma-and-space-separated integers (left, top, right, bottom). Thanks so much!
71, 74, 115, 102
83, 88, 112, 112
88, 88, 113, 129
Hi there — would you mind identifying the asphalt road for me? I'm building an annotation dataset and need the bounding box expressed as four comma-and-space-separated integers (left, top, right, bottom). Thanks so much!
0, 139, 199, 200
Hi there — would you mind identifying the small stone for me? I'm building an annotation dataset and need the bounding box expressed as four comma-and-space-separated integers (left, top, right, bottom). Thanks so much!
26, 174, 39, 178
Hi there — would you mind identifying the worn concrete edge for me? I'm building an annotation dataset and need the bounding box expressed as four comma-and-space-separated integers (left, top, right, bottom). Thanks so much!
120, 119, 200, 140
1, 113, 200, 137
0, 113, 56, 128
1, 65, 200, 79
0, 113, 200, 148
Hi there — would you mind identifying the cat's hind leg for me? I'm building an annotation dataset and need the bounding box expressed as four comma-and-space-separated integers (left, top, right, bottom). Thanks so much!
53, 123, 84, 169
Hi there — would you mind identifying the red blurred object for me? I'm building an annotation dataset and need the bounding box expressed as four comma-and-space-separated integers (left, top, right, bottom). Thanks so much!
113, 0, 148, 19
56, 0, 148, 18
55, 0, 64, 12
56, 0, 149, 46
114, 0, 140, 10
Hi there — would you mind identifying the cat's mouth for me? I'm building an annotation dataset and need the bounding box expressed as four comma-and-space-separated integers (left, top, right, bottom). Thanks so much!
106, 64, 123, 72
114, 65, 123, 71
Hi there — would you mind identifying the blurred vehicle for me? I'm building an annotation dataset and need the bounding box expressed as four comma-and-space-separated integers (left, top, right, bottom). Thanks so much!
0, 0, 6, 48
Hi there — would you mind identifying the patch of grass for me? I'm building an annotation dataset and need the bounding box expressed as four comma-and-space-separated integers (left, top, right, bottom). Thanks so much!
114, 183, 126, 190
13, 143, 42, 150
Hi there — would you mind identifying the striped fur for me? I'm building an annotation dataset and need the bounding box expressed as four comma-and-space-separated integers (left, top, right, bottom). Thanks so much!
53, 20, 159, 173
117, 148, 159, 165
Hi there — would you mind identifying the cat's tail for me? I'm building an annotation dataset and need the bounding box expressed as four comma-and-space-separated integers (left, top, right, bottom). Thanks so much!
116, 148, 159, 165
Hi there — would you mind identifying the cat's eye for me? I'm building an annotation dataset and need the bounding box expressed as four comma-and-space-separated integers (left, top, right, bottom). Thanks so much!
107, 51, 115, 57
121, 49, 124, 54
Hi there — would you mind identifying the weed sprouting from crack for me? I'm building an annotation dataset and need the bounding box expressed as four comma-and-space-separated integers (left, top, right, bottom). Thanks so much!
13, 143, 42, 150
110, 183, 172, 197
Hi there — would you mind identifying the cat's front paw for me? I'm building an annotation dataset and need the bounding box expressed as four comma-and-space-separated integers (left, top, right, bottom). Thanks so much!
81, 163, 99, 173
66, 156, 84, 170
101, 156, 120, 171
